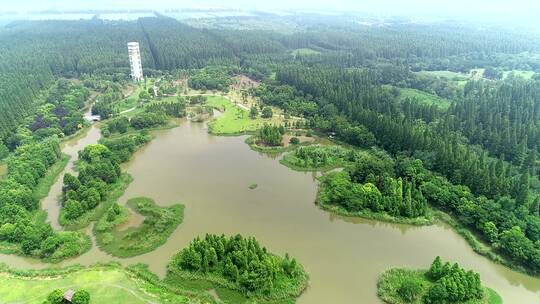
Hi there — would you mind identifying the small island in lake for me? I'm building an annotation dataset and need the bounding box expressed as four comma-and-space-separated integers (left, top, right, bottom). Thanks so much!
377, 256, 502, 304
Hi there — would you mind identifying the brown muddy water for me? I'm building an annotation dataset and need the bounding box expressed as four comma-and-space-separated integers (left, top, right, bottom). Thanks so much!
1, 119, 540, 303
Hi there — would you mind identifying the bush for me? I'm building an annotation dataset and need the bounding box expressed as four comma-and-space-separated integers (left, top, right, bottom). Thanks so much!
44, 289, 64, 304
289, 137, 300, 145
72, 289, 90, 304
397, 278, 423, 302
261, 107, 273, 118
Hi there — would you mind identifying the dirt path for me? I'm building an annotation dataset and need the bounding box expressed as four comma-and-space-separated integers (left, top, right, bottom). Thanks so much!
119, 107, 137, 114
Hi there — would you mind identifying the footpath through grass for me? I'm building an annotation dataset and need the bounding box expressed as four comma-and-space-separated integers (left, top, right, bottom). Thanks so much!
0, 263, 193, 304
205, 96, 281, 135
0, 261, 300, 304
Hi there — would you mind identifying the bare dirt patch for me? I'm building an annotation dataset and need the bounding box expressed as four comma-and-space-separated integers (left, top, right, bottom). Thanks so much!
282, 134, 315, 147
116, 211, 145, 232
231, 75, 261, 91
122, 85, 137, 98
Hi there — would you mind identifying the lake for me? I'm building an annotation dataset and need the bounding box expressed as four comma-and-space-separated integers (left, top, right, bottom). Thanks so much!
1, 119, 539, 303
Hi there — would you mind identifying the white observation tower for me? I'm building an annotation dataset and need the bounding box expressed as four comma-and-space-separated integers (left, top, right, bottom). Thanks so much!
127, 42, 144, 81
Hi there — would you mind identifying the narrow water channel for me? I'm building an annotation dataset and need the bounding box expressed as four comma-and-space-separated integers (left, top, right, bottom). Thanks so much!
1, 119, 540, 303
41, 124, 102, 230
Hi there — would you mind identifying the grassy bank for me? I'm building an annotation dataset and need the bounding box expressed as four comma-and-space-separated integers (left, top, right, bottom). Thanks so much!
245, 133, 318, 154
377, 268, 502, 304
60, 174, 133, 230
165, 270, 305, 304
33, 154, 70, 202
316, 198, 434, 226
245, 135, 296, 154
167, 234, 309, 303
278, 143, 362, 172
0, 231, 91, 264
280, 152, 348, 172
434, 211, 537, 277
0, 261, 301, 304
0, 263, 200, 304
94, 197, 184, 257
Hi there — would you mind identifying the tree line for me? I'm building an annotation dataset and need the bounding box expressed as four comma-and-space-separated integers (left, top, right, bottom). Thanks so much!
260, 66, 540, 273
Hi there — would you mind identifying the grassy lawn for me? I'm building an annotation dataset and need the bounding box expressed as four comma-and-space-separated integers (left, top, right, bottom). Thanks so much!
114, 83, 148, 113
94, 197, 184, 258
0, 265, 188, 304
398, 87, 451, 109
205, 96, 282, 135
0, 261, 298, 304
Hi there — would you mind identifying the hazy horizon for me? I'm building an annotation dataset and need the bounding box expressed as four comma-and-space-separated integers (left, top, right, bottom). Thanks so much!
1, 0, 539, 29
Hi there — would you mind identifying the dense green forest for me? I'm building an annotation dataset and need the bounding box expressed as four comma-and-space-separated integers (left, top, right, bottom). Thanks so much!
0, 13, 540, 282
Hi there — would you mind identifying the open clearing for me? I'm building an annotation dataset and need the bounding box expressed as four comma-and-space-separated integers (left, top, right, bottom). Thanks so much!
205, 96, 283, 135
397, 87, 451, 109
291, 48, 321, 57
0, 267, 164, 304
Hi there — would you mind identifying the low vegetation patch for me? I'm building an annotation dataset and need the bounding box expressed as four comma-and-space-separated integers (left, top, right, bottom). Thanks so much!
94, 197, 184, 257
0, 263, 193, 304
280, 145, 354, 171
291, 48, 321, 58
167, 234, 308, 302
206, 96, 282, 135
377, 257, 502, 304
397, 87, 451, 109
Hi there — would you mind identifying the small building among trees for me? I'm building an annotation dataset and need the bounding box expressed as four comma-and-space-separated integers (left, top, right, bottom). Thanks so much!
63, 289, 75, 303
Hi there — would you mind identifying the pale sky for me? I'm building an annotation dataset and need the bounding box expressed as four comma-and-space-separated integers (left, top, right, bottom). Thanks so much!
3, 0, 540, 27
